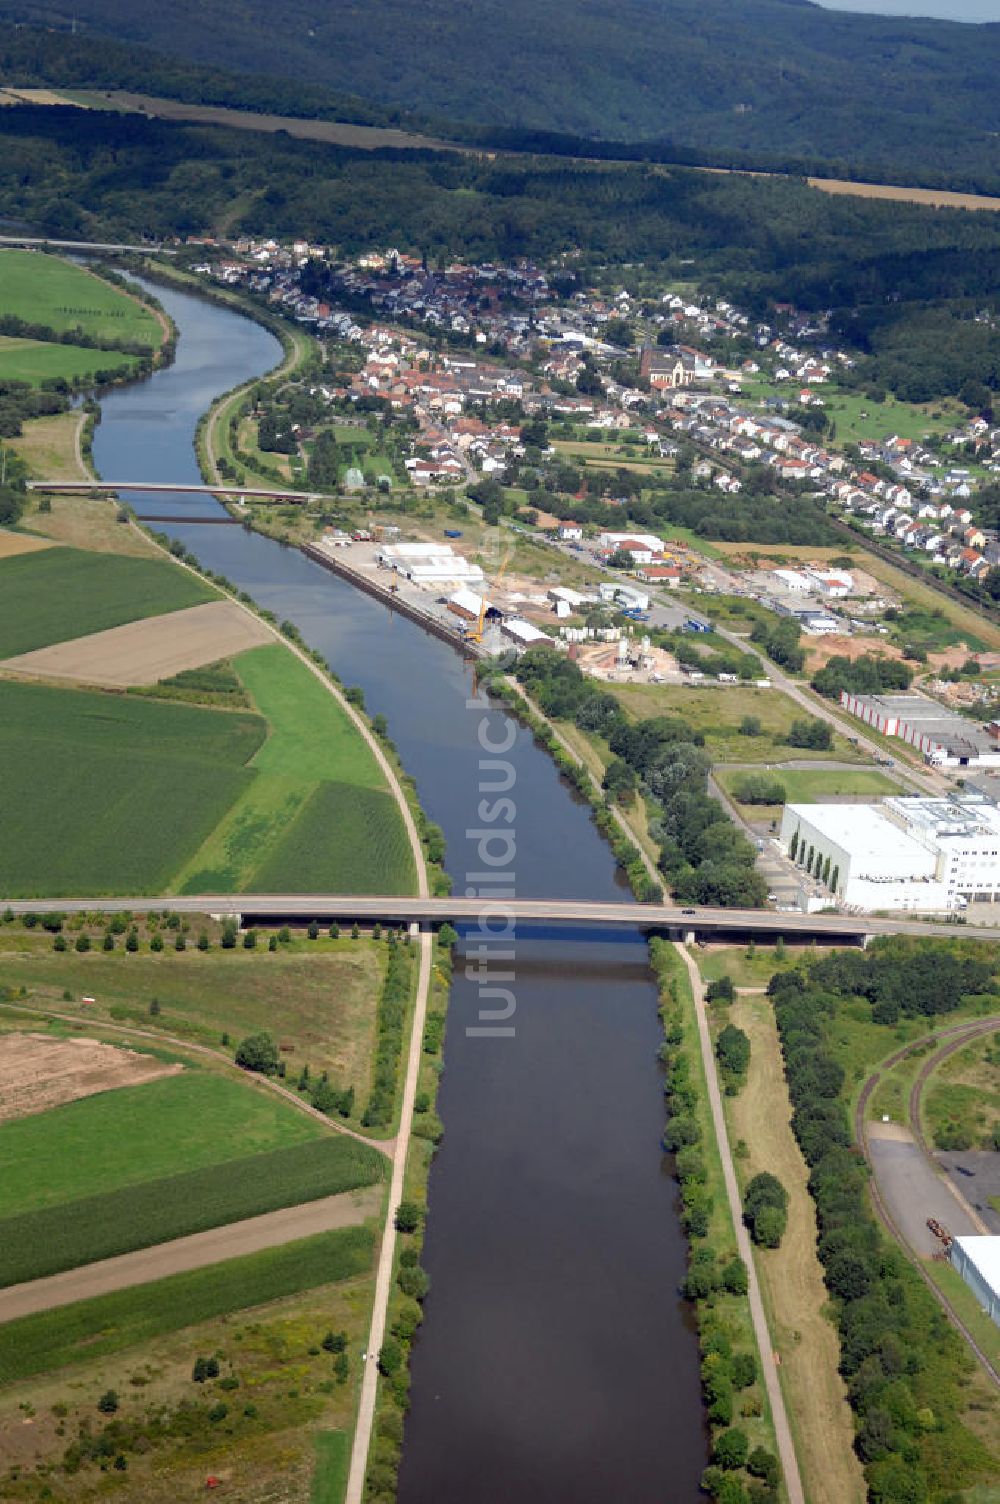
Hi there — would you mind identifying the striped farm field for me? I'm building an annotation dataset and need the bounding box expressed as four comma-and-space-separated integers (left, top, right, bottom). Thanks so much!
250, 781, 417, 894
0, 1071, 321, 1218
0, 1226, 374, 1385
0, 545, 215, 657
0, 1135, 383, 1287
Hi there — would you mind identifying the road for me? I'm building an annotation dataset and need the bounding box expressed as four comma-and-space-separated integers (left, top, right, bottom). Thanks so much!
0, 235, 174, 255
676, 945, 805, 1504
0, 1188, 381, 1324
8, 893, 1000, 943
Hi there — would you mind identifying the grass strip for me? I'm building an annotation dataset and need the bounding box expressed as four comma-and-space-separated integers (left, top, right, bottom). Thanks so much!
0, 1136, 384, 1288
0, 1225, 375, 1385
312, 1430, 350, 1504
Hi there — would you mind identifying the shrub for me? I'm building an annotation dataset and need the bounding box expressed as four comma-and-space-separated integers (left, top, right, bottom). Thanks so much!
234, 1033, 280, 1075
96, 1390, 118, 1414
721, 1257, 748, 1296
394, 1201, 423, 1234
378, 1339, 403, 1377
742, 1172, 788, 1247
713, 1428, 749, 1469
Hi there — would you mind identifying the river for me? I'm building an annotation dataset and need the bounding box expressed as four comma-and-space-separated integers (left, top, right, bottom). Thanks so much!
91, 277, 708, 1501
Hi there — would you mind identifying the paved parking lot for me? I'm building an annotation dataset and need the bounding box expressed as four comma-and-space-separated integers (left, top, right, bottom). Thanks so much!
937, 1150, 1000, 1234
868, 1122, 981, 1255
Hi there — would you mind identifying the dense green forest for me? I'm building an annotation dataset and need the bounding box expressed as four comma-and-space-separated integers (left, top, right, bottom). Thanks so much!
3, 0, 1000, 192
2, 102, 999, 402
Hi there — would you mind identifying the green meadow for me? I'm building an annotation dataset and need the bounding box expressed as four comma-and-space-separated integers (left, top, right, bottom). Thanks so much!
0, 334, 141, 386
0, 249, 162, 345
177, 644, 416, 895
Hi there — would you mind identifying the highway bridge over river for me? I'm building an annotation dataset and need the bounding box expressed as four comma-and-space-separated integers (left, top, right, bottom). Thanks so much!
7, 896, 998, 946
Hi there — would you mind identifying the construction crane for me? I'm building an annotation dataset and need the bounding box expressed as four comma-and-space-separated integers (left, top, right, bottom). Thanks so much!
469, 546, 513, 645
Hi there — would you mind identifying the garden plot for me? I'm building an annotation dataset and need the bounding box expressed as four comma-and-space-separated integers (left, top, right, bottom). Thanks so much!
0, 600, 272, 687
0, 1033, 180, 1125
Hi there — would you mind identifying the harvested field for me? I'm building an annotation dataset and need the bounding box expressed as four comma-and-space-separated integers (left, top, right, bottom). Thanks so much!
1, 599, 272, 687
0, 529, 53, 558
0, 1032, 180, 1125
808, 176, 1000, 212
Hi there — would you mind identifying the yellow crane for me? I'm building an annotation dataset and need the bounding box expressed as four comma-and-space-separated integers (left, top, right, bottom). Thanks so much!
469, 545, 513, 644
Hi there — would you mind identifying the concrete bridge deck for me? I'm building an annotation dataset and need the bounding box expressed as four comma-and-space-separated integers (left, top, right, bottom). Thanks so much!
5, 895, 996, 944
26, 480, 315, 502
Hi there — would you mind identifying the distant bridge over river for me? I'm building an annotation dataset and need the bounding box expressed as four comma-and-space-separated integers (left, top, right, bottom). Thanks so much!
27, 480, 315, 503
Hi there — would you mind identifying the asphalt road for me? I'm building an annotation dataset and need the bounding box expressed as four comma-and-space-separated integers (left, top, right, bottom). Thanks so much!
8, 894, 999, 942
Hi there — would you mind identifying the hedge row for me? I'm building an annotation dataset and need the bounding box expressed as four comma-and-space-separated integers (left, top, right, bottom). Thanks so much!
651, 939, 781, 1504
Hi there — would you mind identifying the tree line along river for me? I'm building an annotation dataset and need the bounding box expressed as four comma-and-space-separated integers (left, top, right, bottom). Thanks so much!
90, 275, 708, 1501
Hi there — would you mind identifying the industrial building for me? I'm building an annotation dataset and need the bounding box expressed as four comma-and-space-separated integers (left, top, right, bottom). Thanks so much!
840, 692, 1000, 768
950, 1237, 1000, 1328
779, 794, 1000, 911
378, 541, 485, 587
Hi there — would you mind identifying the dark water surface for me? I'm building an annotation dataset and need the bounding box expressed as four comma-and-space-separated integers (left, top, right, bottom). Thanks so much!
93, 278, 707, 1500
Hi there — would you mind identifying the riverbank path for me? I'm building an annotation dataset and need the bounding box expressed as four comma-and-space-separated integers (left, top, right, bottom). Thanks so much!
676, 944, 806, 1504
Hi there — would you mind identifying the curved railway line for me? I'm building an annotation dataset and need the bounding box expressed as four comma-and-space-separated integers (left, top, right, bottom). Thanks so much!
854, 1016, 1000, 1387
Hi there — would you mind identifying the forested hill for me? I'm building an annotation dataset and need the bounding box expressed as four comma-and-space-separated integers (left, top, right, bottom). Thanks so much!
3, 0, 1000, 191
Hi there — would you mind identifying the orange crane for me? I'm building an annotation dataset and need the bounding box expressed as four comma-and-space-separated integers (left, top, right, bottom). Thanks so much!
469, 546, 513, 644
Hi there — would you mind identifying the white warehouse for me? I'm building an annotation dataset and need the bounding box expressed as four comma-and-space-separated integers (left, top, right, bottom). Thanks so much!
779, 795, 1000, 912
951, 1237, 1000, 1328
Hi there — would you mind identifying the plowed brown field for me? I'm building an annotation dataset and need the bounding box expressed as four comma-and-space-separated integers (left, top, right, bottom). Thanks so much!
0, 599, 271, 686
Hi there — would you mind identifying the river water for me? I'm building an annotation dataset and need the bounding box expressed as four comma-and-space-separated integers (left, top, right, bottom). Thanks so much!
92, 278, 707, 1500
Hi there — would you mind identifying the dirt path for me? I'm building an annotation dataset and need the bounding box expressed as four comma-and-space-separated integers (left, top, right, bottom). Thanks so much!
728, 995, 865, 1504
676, 943, 806, 1504
344, 926, 433, 1504
0, 1187, 381, 1323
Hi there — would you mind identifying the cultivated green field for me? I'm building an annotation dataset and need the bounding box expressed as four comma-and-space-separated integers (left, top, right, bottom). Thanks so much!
0, 1136, 383, 1287
176, 644, 416, 895
0, 249, 162, 345
0, 1225, 374, 1385
252, 781, 417, 894
0, 546, 215, 657
0, 678, 264, 895
0, 333, 140, 386
0, 1071, 320, 1216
